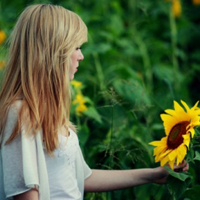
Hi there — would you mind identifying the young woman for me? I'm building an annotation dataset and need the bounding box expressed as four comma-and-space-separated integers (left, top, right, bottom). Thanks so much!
0, 4, 188, 200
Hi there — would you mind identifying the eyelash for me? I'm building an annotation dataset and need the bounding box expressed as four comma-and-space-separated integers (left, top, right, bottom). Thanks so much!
76, 47, 81, 50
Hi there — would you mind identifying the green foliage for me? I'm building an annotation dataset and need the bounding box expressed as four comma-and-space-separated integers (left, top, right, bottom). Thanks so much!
167, 176, 191, 200
1, 0, 200, 199
184, 185, 200, 200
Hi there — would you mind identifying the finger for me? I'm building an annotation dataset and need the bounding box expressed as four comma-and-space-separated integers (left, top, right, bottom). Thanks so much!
174, 160, 189, 172
182, 163, 189, 172
177, 160, 187, 168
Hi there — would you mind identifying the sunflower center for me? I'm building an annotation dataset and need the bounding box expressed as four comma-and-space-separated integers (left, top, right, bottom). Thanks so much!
167, 121, 189, 149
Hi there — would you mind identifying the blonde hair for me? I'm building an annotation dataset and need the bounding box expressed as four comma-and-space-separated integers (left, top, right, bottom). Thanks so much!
0, 4, 87, 153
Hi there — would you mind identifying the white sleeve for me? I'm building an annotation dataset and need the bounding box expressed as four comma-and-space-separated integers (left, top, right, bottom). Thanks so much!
78, 147, 92, 180
0, 106, 31, 198
1, 104, 50, 200
75, 146, 92, 198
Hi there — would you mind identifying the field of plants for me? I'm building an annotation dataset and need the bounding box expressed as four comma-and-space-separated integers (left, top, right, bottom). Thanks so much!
1, 0, 200, 199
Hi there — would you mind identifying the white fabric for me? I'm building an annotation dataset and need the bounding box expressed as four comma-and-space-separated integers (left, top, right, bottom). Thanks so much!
0, 102, 92, 200
45, 130, 81, 200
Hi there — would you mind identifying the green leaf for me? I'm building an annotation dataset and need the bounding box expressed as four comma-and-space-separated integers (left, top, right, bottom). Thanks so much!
78, 124, 90, 146
153, 64, 175, 83
84, 106, 102, 124
186, 149, 195, 163
167, 175, 191, 200
184, 185, 200, 200
193, 151, 200, 161
151, 123, 163, 131
83, 43, 112, 55
165, 166, 191, 181
113, 78, 151, 106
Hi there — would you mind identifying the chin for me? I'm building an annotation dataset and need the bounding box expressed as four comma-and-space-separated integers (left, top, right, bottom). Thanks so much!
70, 76, 74, 81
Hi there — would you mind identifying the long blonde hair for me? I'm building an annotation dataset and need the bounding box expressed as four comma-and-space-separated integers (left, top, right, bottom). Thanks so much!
0, 4, 87, 153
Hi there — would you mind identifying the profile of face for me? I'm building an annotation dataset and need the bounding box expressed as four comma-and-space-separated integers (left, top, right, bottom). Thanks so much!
69, 47, 84, 81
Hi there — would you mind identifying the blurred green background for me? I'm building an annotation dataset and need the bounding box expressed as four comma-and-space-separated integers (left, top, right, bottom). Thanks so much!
1, 0, 200, 199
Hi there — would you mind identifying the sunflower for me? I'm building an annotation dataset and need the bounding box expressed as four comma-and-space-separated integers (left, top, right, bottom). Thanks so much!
192, 0, 200, 5
72, 93, 88, 116
0, 30, 6, 45
172, 0, 182, 18
71, 80, 83, 88
149, 100, 200, 169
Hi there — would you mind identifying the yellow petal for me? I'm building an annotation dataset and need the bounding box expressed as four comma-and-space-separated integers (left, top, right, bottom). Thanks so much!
182, 134, 190, 147
180, 100, 190, 112
174, 101, 186, 114
176, 144, 186, 165
168, 159, 175, 170
149, 137, 167, 147
153, 145, 168, 157
188, 128, 195, 138
165, 109, 178, 117
160, 155, 170, 167
157, 149, 172, 160
168, 149, 178, 161
160, 114, 180, 124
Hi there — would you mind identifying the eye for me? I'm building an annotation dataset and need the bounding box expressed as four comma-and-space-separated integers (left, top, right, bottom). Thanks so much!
76, 47, 81, 50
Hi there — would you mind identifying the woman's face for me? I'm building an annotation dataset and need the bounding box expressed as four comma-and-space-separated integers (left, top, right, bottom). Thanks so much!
69, 47, 84, 80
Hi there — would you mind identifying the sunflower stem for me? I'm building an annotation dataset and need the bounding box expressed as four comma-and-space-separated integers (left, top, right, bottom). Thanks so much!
170, 8, 179, 71
134, 29, 153, 94
93, 52, 106, 94
108, 97, 114, 168
169, 2, 179, 89
172, 196, 177, 200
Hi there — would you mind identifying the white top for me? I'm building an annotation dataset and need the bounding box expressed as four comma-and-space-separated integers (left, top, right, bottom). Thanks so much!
45, 130, 81, 200
0, 102, 92, 200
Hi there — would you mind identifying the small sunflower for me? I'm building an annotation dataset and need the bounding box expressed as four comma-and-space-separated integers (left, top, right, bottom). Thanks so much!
192, 0, 200, 5
172, 0, 182, 18
0, 30, 6, 45
0, 60, 6, 70
71, 80, 83, 88
149, 100, 200, 169
72, 93, 88, 116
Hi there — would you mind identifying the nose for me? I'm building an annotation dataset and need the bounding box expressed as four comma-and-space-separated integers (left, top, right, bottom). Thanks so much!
78, 51, 84, 61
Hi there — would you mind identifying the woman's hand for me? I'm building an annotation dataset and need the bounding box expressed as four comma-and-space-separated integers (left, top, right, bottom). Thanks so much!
154, 160, 189, 184
84, 161, 189, 192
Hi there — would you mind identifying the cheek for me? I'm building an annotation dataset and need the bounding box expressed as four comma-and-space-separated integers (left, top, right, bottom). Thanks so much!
70, 52, 77, 64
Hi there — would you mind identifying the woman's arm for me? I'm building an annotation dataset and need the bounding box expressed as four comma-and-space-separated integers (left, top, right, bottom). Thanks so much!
84, 162, 188, 192
84, 168, 164, 192
13, 189, 39, 200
